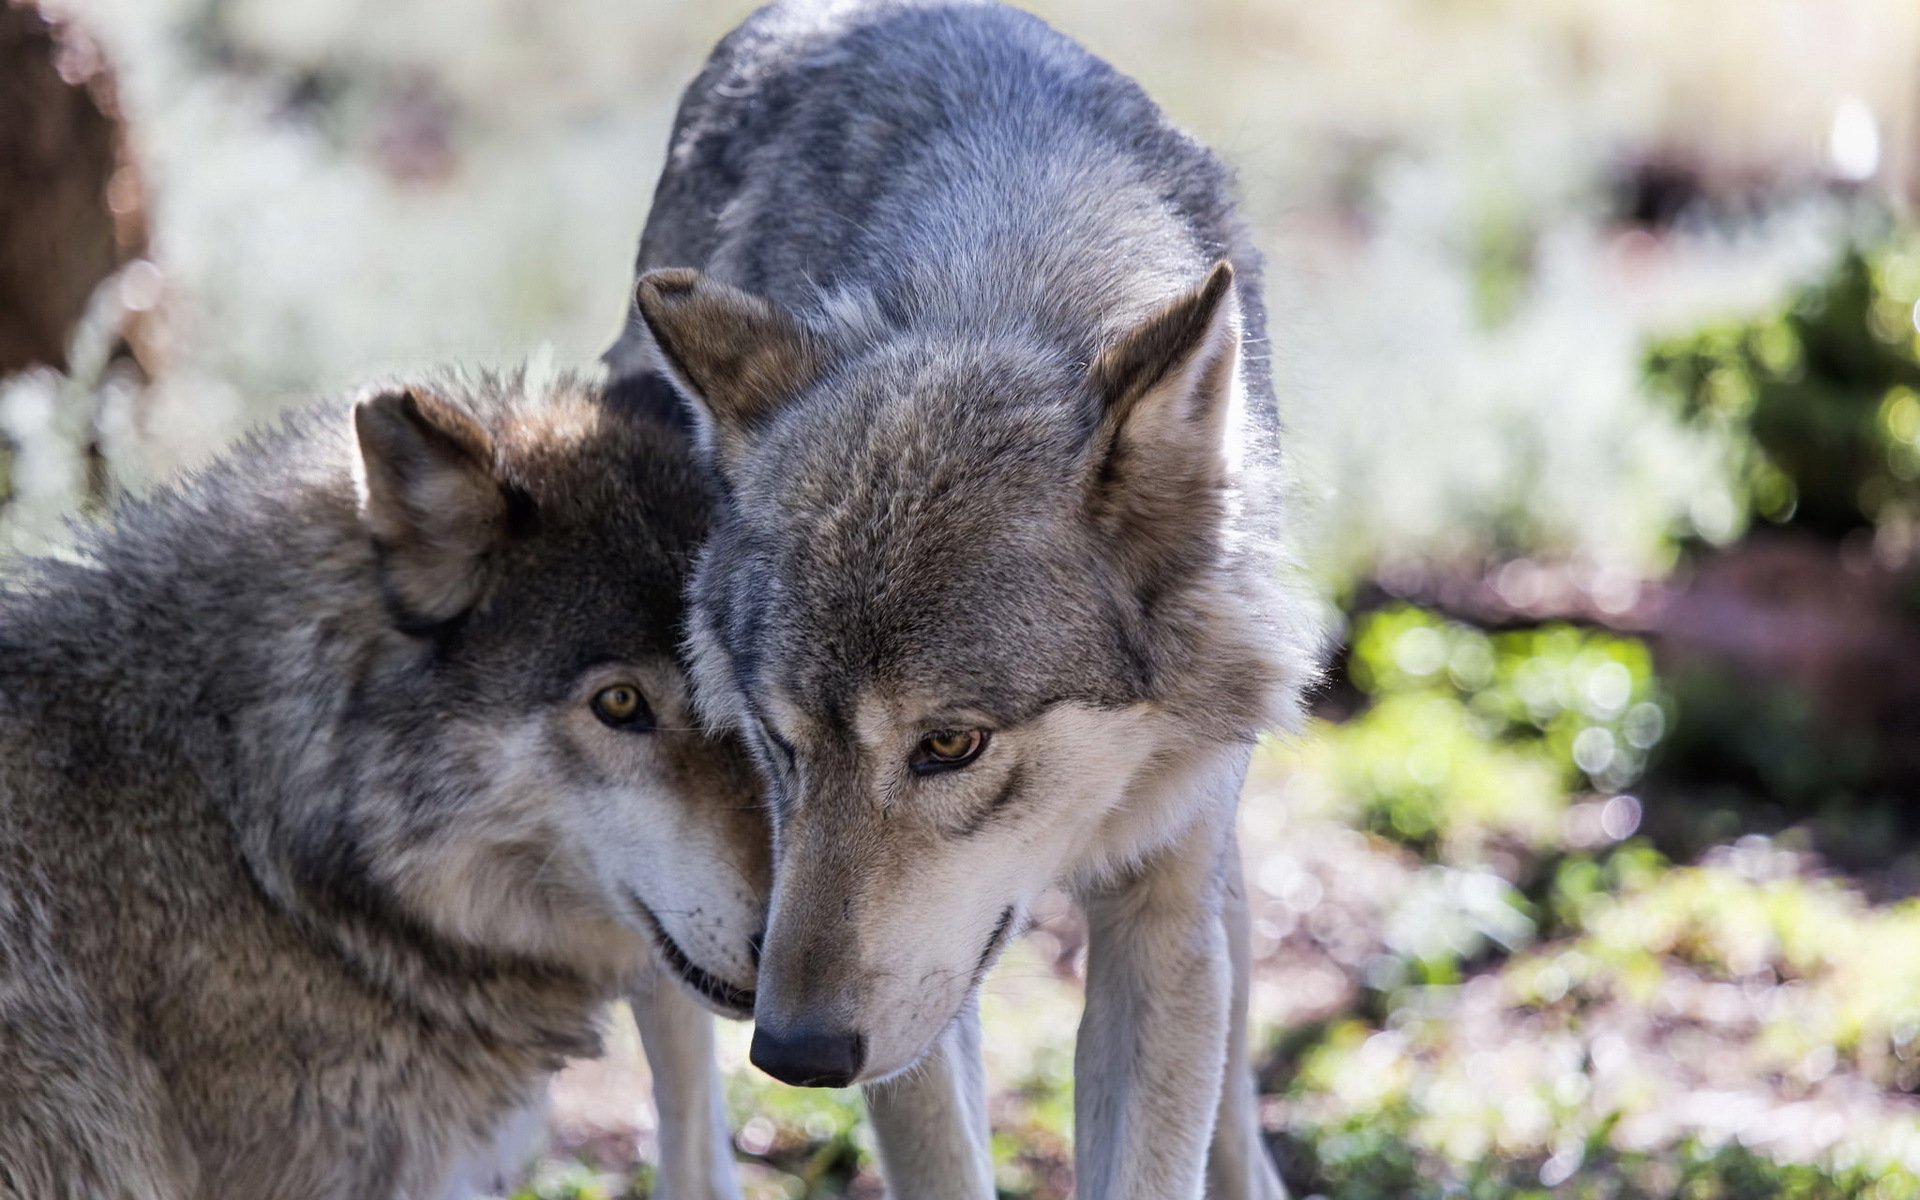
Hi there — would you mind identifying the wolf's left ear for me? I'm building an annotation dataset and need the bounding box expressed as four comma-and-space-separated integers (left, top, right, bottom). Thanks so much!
1085, 260, 1241, 577
634, 269, 825, 470
353, 387, 509, 628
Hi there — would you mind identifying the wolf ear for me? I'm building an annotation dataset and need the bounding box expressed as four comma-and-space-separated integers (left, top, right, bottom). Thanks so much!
353, 387, 508, 628
1084, 261, 1242, 579
634, 269, 825, 469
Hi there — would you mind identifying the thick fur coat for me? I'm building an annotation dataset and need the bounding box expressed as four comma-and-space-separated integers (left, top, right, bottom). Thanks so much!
610, 2, 1323, 1197
0, 374, 767, 1199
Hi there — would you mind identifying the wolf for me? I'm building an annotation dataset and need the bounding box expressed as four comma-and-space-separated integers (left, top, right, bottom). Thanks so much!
0, 371, 769, 1200
607, 2, 1324, 1197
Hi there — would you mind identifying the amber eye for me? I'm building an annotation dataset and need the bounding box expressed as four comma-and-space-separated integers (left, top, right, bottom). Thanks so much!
910, 729, 989, 775
590, 684, 653, 731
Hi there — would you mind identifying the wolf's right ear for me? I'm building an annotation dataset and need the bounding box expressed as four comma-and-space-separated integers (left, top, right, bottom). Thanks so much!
1083, 261, 1241, 584
353, 388, 508, 629
634, 269, 824, 469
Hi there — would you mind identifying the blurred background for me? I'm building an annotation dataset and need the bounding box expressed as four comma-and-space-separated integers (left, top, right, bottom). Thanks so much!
5, 0, 1920, 1195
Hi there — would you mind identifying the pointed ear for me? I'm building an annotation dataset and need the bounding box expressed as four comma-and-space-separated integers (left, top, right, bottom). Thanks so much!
1085, 261, 1242, 579
353, 387, 508, 628
634, 269, 825, 468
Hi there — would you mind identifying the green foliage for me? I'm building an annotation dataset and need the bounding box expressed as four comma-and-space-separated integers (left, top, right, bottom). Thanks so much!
1276, 851, 1920, 1199
1564, 859, 1920, 1092
510, 1161, 628, 1200
992, 1041, 1076, 1195
990, 1063, 1077, 1198
710, 1073, 872, 1197
1286, 1103, 1920, 1200
1302, 691, 1566, 858
1645, 239, 1920, 541
1539, 841, 1669, 937
1350, 606, 1668, 792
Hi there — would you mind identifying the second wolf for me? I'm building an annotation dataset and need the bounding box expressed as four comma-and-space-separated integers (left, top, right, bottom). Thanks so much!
0, 373, 767, 1199
612, 1, 1323, 1197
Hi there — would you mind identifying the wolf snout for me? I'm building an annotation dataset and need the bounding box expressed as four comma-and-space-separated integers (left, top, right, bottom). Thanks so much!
749, 1020, 866, 1088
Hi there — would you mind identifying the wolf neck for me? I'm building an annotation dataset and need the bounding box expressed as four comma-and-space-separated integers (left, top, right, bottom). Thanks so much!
1, 422, 603, 1043
736, 115, 1207, 356
1, 424, 362, 882
30, 440, 378, 757
900, 191, 1197, 348
878, 190, 1188, 354
0, 422, 372, 738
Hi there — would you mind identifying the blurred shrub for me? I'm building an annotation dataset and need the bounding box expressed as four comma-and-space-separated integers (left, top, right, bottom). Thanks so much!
721, 1073, 870, 1196
1307, 606, 1671, 863
1279, 853, 1920, 1200
510, 1160, 629, 1200
1351, 606, 1669, 795
1655, 666, 1886, 827
989, 1047, 1076, 1199
1645, 239, 1920, 542
1303, 692, 1566, 860
1271, 605, 1673, 1021
1568, 856, 1920, 1093
1286, 1104, 1919, 1200
1539, 841, 1670, 938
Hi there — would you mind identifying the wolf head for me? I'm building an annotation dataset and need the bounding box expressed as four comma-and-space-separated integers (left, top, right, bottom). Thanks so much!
312, 378, 769, 1015
637, 265, 1297, 1080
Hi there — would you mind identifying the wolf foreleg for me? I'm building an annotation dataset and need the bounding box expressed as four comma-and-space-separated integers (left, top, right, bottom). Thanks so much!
632, 971, 744, 1200
1206, 836, 1290, 1200
863, 996, 995, 1198
1074, 806, 1238, 1199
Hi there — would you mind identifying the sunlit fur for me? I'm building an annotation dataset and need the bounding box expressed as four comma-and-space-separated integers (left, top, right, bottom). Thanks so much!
0, 372, 768, 1200
612, 3, 1326, 1197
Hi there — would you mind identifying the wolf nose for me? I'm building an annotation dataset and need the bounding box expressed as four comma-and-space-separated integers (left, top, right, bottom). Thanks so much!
749, 1022, 865, 1088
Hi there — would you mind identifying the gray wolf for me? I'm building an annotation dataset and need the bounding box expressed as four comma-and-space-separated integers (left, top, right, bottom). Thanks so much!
609, 2, 1322, 1196
0, 372, 769, 1199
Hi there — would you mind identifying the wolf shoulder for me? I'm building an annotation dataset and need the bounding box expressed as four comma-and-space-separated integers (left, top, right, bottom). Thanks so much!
658, 1, 1242, 222
629, 0, 1270, 395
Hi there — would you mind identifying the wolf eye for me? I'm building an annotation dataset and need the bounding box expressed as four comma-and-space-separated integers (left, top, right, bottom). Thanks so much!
591, 684, 653, 731
910, 729, 989, 775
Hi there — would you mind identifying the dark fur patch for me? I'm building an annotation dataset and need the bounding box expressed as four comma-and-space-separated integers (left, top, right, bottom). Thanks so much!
970, 905, 1018, 990
1088, 260, 1235, 413
601, 369, 694, 432
626, 889, 756, 1017
953, 764, 1022, 838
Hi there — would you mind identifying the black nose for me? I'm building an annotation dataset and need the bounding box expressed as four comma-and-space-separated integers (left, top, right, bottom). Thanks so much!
750, 1022, 865, 1088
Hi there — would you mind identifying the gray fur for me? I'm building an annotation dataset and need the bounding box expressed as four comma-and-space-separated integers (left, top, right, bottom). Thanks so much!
612, 3, 1323, 1197
0, 372, 769, 1199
